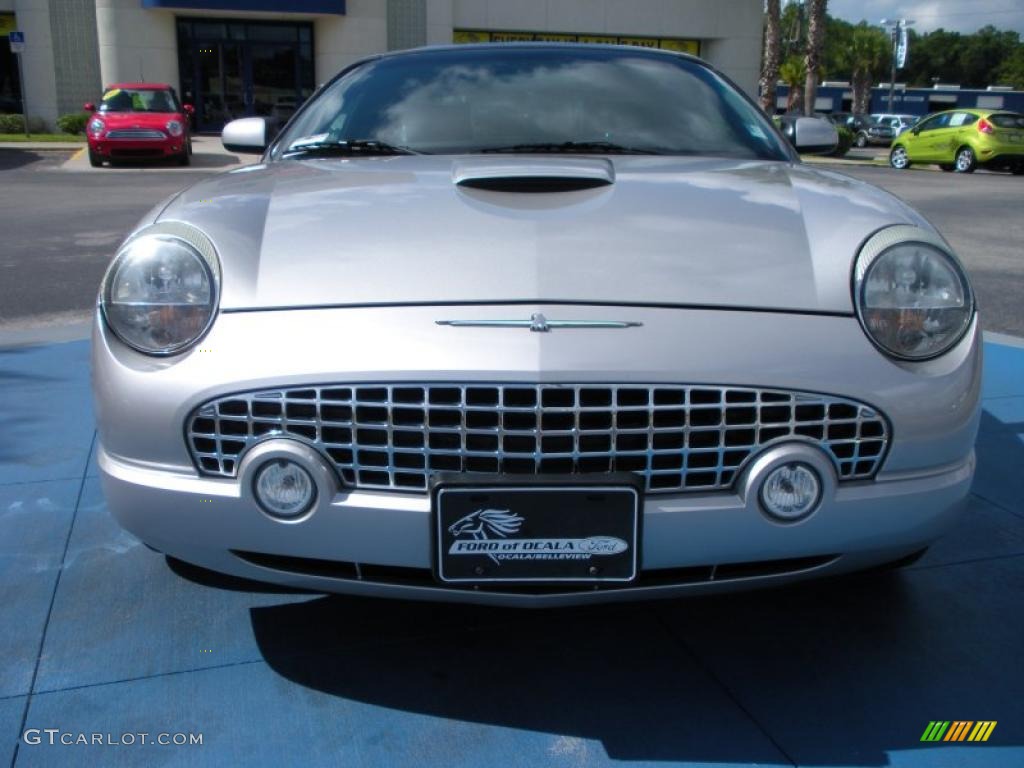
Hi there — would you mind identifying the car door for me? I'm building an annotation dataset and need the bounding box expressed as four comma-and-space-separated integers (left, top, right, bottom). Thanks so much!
944, 112, 979, 160
904, 114, 945, 161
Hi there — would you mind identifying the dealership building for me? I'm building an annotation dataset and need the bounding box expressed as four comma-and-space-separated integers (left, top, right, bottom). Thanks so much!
0, 0, 762, 132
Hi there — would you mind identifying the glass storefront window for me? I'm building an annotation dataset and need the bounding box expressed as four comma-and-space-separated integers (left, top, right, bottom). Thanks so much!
177, 18, 315, 133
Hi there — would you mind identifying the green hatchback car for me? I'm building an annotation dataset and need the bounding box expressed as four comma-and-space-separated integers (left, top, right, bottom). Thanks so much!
889, 109, 1024, 174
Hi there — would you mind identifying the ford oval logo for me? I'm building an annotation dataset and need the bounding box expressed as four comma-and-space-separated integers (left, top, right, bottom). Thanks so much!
577, 537, 629, 555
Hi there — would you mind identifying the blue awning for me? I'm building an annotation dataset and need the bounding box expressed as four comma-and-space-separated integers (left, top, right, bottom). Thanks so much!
142, 0, 345, 13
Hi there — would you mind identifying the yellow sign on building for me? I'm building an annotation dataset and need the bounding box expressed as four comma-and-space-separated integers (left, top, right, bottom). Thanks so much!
453, 30, 699, 56
0, 14, 17, 37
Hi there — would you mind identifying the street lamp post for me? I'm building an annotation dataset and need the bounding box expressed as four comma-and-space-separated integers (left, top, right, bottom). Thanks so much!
880, 18, 914, 113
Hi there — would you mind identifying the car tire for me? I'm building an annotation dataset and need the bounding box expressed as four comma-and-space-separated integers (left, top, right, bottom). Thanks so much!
855, 133, 867, 148
939, 164, 955, 172
889, 145, 910, 170
1012, 165, 1024, 176
177, 147, 191, 166
88, 149, 102, 168
954, 146, 977, 173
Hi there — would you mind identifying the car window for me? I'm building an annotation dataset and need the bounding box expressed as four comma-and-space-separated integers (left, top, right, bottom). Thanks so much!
98, 88, 180, 113
948, 112, 975, 127
989, 113, 1024, 129
916, 113, 951, 132
276, 47, 790, 160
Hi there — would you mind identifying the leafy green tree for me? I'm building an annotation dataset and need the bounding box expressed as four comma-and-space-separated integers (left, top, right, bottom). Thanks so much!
996, 45, 1024, 89
823, 16, 855, 80
847, 25, 890, 114
780, 1, 805, 63
958, 26, 1020, 87
780, 56, 807, 112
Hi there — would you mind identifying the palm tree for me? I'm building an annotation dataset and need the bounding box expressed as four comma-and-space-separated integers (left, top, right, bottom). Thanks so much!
848, 26, 890, 114
803, 0, 828, 115
780, 56, 806, 113
759, 0, 782, 113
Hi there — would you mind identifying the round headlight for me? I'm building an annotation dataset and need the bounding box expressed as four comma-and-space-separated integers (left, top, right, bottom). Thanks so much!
854, 226, 973, 360
102, 230, 218, 355
166, 119, 183, 137
88, 118, 105, 136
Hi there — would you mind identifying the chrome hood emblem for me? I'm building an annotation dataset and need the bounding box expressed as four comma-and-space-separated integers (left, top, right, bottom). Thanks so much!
436, 312, 641, 333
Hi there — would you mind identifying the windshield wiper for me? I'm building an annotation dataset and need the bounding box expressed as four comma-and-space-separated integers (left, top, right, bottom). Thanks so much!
282, 138, 421, 157
478, 141, 662, 155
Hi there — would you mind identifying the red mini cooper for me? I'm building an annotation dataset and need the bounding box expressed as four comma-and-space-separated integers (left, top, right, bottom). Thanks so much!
85, 83, 194, 167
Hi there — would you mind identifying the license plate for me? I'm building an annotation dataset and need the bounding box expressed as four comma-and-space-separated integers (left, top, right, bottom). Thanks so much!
433, 476, 641, 584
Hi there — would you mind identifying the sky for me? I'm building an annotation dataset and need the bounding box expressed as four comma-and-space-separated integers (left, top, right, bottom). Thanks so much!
818, 1, 1024, 35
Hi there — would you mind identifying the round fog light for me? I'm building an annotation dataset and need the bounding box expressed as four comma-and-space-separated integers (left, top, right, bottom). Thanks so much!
254, 459, 316, 519
760, 462, 821, 521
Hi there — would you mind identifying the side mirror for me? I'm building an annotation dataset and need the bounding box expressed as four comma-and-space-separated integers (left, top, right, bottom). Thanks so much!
183, 104, 195, 116
221, 116, 270, 154
84, 102, 96, 113
792, 116, 838, 155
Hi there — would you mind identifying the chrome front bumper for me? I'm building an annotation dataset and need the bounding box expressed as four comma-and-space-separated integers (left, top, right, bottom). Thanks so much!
92, 304, 981, 605
99, 444, 973, 606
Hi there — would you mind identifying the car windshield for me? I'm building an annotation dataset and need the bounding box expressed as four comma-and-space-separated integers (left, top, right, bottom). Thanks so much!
274, 46, 789, 160
98, 88, 180, 113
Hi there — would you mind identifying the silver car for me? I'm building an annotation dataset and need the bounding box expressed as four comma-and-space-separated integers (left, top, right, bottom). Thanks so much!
92, 45, 980, 606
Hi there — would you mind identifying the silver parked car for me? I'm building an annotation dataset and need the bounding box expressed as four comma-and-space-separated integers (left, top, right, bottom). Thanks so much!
93, 45, 980, 606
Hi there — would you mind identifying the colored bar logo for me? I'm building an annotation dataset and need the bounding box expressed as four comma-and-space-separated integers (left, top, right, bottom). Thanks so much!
920, 721, 997, 742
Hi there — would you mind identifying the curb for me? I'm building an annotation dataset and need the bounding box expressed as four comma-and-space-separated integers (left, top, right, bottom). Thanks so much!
802, 154, 946, 173
0, 142, 85, 151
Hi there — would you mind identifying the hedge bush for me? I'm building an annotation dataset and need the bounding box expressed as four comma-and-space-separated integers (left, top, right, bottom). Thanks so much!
0, 113, 25, 133
56, 112, 90, 135
0, 113, 48, 133
829, 125, 854, 157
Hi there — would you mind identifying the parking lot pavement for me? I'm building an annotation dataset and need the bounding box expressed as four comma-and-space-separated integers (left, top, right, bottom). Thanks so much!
57, 135, 259, 173
1, 335, 1022, 767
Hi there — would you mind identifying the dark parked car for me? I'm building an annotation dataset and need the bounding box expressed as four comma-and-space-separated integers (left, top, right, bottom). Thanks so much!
855, 115, 918, 147
820, 112, 870, 133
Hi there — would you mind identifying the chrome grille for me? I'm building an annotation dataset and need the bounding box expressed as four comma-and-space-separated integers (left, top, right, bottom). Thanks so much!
106, 129, 166, 139
187, 384, 889, 494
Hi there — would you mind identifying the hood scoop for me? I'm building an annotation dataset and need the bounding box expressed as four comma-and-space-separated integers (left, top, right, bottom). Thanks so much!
452, 156, 614, 193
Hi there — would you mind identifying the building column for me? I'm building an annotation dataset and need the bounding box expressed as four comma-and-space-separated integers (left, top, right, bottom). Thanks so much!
95, 0, 177, 92
11, 0, 58, 128
48, 0, 101, 116
387, 0, 425, 51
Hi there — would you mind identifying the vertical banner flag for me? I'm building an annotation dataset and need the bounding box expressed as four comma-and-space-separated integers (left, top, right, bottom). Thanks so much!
896, 23, 909, 69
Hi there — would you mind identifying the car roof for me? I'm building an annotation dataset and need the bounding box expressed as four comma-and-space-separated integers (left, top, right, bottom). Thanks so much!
104, 83, 174, 91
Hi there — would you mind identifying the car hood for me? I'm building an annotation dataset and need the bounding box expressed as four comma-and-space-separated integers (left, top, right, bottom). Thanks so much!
98, 111, 181, 128
157, 155, 931, 313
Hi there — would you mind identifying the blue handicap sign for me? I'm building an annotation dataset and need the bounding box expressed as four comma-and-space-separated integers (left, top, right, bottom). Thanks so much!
9, 31, 24, 43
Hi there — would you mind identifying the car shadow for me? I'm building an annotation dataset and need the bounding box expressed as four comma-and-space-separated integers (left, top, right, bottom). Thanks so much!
244, 405, 1024, 764
247, 547, 1022, 766
0, 148, 65, 171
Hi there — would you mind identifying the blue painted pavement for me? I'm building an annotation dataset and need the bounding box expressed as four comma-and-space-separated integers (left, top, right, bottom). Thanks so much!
1, 338, 1022, 767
